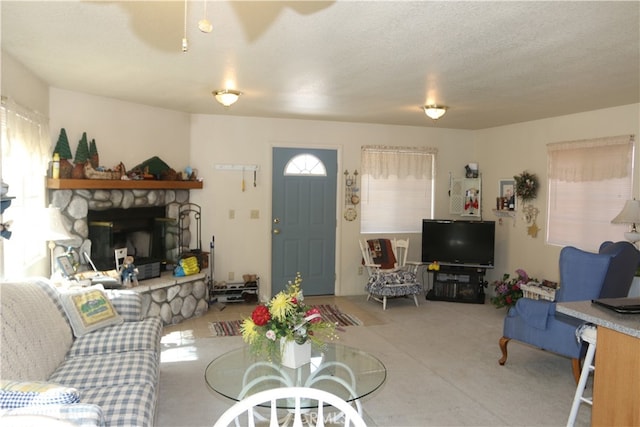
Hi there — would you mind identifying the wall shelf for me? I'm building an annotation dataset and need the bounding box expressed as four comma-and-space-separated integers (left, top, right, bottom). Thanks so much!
214, 164, 259, 171
492, 209, 516, 218
46, 178, 203, 190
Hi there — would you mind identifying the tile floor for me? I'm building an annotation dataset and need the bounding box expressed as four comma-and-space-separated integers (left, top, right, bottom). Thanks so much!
158, 294, 592, 426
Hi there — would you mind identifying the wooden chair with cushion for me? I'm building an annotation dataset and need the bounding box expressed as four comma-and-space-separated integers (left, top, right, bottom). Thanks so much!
360, 238, 421, 310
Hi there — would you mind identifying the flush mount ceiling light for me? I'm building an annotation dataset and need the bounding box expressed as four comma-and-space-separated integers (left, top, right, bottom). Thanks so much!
213, 89, 242, 107
423, 105, 449, 120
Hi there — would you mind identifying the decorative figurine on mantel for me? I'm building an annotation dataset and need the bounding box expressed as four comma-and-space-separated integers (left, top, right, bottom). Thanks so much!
89, 139, 99, 168
72, 132, 90, 179
52, 128, 74, 179
120, 255, 139, 288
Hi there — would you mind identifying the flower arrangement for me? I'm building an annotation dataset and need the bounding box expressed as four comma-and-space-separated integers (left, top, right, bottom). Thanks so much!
490, 269, 533, 309
240, 273, 338, 361
513, 171, 539, 202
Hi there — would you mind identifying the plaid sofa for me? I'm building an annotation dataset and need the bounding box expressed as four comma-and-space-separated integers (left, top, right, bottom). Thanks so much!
0, 279, 162, 426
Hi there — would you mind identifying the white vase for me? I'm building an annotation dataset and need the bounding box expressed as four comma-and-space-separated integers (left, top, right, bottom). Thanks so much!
280, 337, 311, 368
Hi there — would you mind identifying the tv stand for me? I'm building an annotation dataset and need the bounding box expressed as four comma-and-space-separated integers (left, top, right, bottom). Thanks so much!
426, 266, 486, 304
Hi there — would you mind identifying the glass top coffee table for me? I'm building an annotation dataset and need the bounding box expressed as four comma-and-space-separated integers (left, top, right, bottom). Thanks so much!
205, 343, 386, 410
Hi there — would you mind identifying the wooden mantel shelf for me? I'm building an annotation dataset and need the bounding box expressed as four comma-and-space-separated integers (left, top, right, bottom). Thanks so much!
46, 178, 203, 190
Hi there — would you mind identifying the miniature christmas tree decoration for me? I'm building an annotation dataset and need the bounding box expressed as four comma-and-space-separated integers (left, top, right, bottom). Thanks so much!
72, 132, 90, 179
89, 139, 99, 168
53, 128, 73, 178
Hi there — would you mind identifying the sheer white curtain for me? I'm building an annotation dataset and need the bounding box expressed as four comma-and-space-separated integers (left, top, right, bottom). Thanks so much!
547, 135, 634, 250
361, 146, 437, 233
1, 97, 51, 278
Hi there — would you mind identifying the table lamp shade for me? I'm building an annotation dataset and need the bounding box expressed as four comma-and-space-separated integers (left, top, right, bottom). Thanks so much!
611, 199, 640, 243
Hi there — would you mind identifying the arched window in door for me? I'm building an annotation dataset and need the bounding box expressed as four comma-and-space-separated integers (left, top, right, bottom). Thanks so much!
284, 154, 327, 176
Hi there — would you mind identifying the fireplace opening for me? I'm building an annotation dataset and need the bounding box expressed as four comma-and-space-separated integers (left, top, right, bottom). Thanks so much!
88, 206, 173, 276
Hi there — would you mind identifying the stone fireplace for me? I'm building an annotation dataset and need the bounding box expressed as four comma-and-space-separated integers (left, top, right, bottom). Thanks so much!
49, 188, 191, 270
48, 185, 209, 325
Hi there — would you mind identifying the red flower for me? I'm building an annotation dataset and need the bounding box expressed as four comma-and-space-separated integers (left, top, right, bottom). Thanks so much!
505, 296, 513, 304
291, 297, 298, 305
251, 305, 271, 326
305, 307, 322, 323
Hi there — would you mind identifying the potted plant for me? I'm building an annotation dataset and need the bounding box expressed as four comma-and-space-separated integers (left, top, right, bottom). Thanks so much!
490, 269, 533, 309
240, 272, 338, 368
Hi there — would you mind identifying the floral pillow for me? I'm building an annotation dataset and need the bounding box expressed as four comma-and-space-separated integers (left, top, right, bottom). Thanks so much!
59, 287, 123, 337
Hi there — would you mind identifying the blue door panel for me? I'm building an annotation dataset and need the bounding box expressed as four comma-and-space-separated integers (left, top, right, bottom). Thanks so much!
272, 148, 337, 296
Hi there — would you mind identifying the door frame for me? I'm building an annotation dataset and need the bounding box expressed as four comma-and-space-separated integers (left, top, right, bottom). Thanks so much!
267, 142, 343, 299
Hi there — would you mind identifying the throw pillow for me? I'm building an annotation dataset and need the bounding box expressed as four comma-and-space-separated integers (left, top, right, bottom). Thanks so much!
59, 287, 123, 337
0, 380, 80, 409
104, 289, 143, 321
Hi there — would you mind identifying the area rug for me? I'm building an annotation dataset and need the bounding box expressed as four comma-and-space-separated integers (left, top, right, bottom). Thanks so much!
208, 304, 362, 337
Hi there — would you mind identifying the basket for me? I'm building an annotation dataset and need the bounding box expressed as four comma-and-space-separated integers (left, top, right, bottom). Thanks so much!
520, 281, 557, 301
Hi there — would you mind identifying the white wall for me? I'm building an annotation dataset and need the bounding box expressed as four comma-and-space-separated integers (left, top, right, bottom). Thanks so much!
188, 114, 475, 298
4, 53, 640, 293
1, 54, 49, 116
477, 104, 640, 285
49, 88, 191, 172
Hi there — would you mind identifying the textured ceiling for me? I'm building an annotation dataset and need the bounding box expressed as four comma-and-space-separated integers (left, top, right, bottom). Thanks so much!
2, 1, 639, 129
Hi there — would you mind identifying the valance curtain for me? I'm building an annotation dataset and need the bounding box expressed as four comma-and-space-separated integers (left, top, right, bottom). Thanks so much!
547, 135, 634, 182
361, 145, 437, 179
360, 145, 436, 233
546, 134, 635, 251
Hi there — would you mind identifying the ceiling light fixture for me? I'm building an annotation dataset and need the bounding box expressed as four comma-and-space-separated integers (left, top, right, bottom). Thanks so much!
182, 0, 188, 52
423, 105, 448, 120
198, 0, 213, 33
213, 89, 242, 107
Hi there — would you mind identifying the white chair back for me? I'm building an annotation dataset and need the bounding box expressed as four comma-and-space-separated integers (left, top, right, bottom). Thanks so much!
114, 247, 127, 270
213, 386, 367, 427
392, 238, 410, 268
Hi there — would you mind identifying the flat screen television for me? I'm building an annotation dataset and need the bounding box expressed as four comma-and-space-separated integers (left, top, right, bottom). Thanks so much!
421, 219, 495, 268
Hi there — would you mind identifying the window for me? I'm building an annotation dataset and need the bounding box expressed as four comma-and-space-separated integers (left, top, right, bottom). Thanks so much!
284, 154, 326, 176
547, 135, 634, 250
1, 98, 50, 278
360, 146, 436, 233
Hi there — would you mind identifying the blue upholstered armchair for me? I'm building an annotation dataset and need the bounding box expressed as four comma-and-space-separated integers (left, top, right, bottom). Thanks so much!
498, 241, 640, 381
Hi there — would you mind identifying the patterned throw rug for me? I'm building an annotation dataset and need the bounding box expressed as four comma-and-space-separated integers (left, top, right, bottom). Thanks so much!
208, 304, 362, 337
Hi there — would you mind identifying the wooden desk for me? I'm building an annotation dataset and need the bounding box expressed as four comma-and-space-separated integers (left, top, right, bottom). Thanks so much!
557, 301, 640, 426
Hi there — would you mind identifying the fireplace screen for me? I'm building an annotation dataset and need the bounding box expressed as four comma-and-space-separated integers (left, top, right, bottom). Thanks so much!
88, 207, 174, 271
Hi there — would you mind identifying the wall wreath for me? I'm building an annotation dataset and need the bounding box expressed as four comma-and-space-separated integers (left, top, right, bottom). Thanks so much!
514, 171, 539, 202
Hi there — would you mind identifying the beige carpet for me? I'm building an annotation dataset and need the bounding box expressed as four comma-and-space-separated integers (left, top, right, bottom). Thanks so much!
156, 295, 592, 426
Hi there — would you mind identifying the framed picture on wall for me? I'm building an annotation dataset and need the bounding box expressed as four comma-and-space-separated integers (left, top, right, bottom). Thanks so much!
499, 179, 516, 210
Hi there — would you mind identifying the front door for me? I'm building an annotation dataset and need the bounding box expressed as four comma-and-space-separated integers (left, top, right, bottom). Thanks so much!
271, 148, 337, 295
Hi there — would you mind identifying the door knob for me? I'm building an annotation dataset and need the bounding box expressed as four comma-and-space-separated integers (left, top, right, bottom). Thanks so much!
273, 218, 280, 224
273, 228, 280, 235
